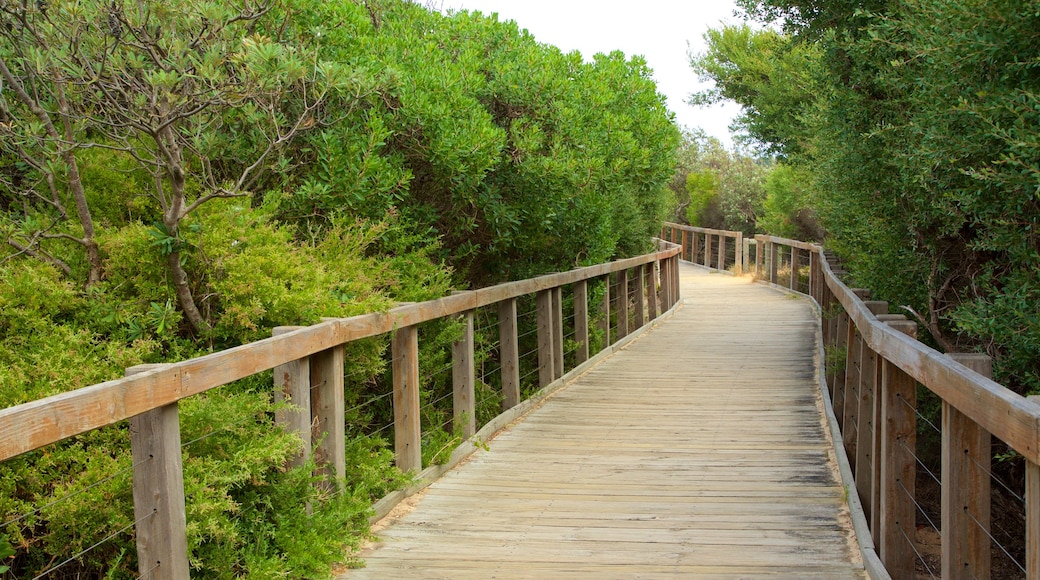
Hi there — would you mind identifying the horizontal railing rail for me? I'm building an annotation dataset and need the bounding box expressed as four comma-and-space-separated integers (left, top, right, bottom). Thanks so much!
0, 241, 682, 578
661, 222, 744, 274
761, 235, 1040, 579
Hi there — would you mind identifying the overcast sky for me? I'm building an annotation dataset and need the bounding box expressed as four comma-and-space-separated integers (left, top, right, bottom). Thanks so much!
437, 0, 743, 147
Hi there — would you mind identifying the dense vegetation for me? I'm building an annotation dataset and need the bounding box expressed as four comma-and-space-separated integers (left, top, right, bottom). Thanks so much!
0, 0, 678, 575
687, 0, 1039, 394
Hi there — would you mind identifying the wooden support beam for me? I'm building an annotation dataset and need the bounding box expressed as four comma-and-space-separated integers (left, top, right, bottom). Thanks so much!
843, 326, 864, 467
552, 286, 564, 380
392, 326, 420, 473
311, 345, 346, 485
273, 327, 311, 469
634, 264, 646, 329
691, 232, 700, 266
452, 310, 476, 439
646, 263, 658, 321
599, 274, 612, 347
832, 311, 850, 423
681, 229, 689, 261
703, 234, 711, 267
755, 240, 763, 277
790, 247, 800, 291
574, 280, 589, 364
858, 301, 889, 545
879, 320, 918, 579
617, 269, 630, 340
769, 242, 779, 284
499, 298, 521, 410
1027, 395, 1040, 580
942, 353, 993, 580
735, 232, 744, 274
126, 364, 190, 580
718, 234, 727, 271
537, 289, 555, 387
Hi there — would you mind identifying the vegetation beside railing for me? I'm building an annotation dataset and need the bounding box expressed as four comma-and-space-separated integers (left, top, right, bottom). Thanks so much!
763, 236, 1039, 579
0, 244, 681, 578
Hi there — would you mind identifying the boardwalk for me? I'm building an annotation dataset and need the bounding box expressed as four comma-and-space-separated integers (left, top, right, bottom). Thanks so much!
345, 263, 865, 578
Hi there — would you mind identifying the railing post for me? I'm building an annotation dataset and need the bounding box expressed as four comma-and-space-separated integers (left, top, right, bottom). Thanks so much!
843, 326, 863, 467
736, 232, 744, 274
499, 298, 521, 409
832, 311, 850, 422
681, 229, 689, 261
599, 274, 612, 347
855, 301, 888, 536
574, 280, 589, 364
790, 247, 800, 291
126, 364, 190, 580
634, 264, 646, 328
646, 262, 658, 320
452, 309, 476, 439
879, 319, 919, 578
659, 260, 670, 312
273, 327, 311, 469
311, 344, 346, 485
392, 325, 420, 472
769, 241, 778, 284
755, 238, 764, 277
942, 353, 993, 580
1027, 395, 1040, 580
691, 231, 700, 265
552, 286, 564, 380
536, 289, 556, 387
618, 268, 630, 340
672, 255, 681, 305
715, 234, 725, 270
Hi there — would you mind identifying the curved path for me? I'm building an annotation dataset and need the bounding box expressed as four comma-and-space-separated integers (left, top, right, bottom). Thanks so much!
344, 263, 865, 578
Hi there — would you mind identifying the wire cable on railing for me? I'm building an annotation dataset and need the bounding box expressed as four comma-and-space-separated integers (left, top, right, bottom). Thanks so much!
139, 560, 162, 579
181, 411, 265, 450
898, 439, 943, 488
520, 367, 540, 382
898, 478, 941, 535
32, 510, 155, 579
900, 395, 942, 436
422, 390, 455, 412
3, 458, 140, 528
371, 421, 395, 437
897, 520, 938, 579
344, 390, 394, 416
964, 507, 1027, 575
966, 453, 1026, 505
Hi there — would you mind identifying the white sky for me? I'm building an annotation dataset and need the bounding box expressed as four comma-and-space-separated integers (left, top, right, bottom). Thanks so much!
438, 0, 742, 148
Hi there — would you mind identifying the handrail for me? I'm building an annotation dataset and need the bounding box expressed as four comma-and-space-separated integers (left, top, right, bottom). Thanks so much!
0, 241, 683, 577
661, 222, 744, 273
760, 234, 1040, 579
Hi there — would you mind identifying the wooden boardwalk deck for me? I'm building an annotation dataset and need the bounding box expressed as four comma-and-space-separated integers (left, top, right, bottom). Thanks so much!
344, 263, 865, 578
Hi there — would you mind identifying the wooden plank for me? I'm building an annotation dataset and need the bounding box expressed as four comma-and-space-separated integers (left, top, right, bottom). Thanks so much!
735, 232, 744, 274
349, 264, 865, 578
0, 245, 681, 462
691, 231, 701, 266
499, 298, 521, 410
842, 326, 863, 467
942, 353, 993, 580
1028, 455, 1040, 580
537, 289, 556, 387
392, 326, 420, 473
272, 327, 311, 469
127, 365, 190, 580
878, 320, 917, 579
574, 280, 589, 364
681, 230, 689, 261
452, 310, 476, 438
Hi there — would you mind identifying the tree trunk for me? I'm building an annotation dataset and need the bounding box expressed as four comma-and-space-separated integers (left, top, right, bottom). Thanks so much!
167, 250, 210, 335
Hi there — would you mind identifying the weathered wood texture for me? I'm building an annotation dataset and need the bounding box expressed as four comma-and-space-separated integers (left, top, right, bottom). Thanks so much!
346, 264, 865, 578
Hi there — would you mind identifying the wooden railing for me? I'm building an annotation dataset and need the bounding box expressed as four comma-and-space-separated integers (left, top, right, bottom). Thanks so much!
762, 235, 1040, 580
0, 242, 682, 578
661, 222, 744, 273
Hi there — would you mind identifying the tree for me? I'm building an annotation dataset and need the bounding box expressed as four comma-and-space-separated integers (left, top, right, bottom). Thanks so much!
0, 0, 348, 333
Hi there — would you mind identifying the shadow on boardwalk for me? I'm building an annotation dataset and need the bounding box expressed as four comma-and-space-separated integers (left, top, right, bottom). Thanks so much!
343, 263, 865, 579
